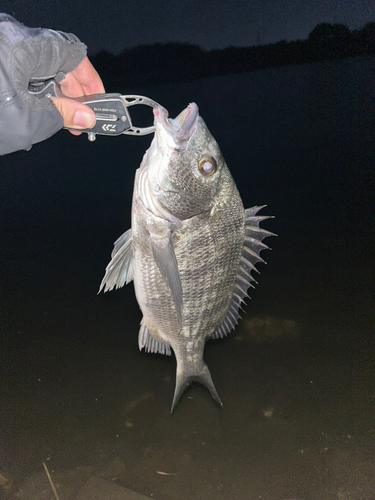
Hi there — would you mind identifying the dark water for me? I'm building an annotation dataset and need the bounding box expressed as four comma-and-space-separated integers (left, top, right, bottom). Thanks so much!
0, 56, 374, 499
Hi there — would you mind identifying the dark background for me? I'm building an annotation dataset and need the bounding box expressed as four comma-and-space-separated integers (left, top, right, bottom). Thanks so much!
0, 17, 374, 499
5, 0, 375, 54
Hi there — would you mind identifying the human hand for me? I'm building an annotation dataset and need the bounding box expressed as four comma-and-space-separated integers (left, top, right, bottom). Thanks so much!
0, 14, 103, 155
50, 56, 105, 135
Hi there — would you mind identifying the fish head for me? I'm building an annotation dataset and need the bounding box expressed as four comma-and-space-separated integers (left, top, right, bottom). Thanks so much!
144, 103, 227, 221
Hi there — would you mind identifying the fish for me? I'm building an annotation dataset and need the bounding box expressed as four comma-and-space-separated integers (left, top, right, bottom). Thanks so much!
100, 102, 274, 412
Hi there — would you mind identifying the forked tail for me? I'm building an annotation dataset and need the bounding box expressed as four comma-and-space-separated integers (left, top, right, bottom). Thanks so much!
171, 361, 223, 413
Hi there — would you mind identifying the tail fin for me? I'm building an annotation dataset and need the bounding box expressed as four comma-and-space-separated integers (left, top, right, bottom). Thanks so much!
171, 363, 223, 413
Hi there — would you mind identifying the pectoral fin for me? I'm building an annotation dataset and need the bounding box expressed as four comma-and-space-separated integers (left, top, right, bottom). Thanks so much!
150, 230, 182, 328
99, 229, 134, 293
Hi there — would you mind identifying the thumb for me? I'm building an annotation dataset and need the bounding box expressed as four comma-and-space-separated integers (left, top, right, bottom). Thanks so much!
50, 97, 96, 129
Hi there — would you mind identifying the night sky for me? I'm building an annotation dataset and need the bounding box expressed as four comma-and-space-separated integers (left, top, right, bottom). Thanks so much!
4, 0, 375, 55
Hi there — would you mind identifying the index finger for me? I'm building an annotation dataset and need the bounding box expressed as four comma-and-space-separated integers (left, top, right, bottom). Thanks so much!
71, 56, 105, 94
59, 56, 105, 97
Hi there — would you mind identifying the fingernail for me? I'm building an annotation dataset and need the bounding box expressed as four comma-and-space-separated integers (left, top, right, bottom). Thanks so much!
73, 110, 95, 129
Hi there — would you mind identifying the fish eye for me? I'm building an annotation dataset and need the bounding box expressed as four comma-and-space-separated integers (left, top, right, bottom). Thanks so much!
198, 156, 217, 176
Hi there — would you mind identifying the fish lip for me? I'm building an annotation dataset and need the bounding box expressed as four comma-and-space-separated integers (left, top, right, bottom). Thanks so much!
153, 103, 199, 144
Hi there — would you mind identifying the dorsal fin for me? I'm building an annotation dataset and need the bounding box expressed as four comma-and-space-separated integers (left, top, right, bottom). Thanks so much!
138, 320, 172, 356
212, 206, 275, 339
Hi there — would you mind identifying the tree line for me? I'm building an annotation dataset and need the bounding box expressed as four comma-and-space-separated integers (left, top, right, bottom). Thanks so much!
90, 22, 375, 91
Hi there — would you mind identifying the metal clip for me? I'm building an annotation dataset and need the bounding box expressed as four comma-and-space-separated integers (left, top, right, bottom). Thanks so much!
119, 95, 167, 136
28, 80, 167, 141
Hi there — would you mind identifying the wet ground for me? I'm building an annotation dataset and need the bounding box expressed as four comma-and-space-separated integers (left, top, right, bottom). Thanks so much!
0, 242, 374, 499
1, 56, 374, 499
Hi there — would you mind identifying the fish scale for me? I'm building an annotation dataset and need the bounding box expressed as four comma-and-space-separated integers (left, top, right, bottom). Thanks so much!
100, 102, 274, 412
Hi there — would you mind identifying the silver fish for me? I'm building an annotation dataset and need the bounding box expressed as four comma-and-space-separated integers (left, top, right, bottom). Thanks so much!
100, 103, 274, 412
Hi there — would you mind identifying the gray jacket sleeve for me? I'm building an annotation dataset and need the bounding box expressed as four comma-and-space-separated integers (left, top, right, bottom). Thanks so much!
0, 14, 87, 155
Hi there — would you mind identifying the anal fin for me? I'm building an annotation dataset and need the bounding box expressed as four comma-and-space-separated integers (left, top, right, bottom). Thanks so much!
138, 321, 171, 356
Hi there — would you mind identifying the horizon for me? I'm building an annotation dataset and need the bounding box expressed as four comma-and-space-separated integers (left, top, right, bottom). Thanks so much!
5, 0, 375, 55
88, 20, 375, 56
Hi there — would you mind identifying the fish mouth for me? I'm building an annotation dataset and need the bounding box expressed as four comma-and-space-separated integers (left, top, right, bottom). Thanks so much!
153, 103, 199, 144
